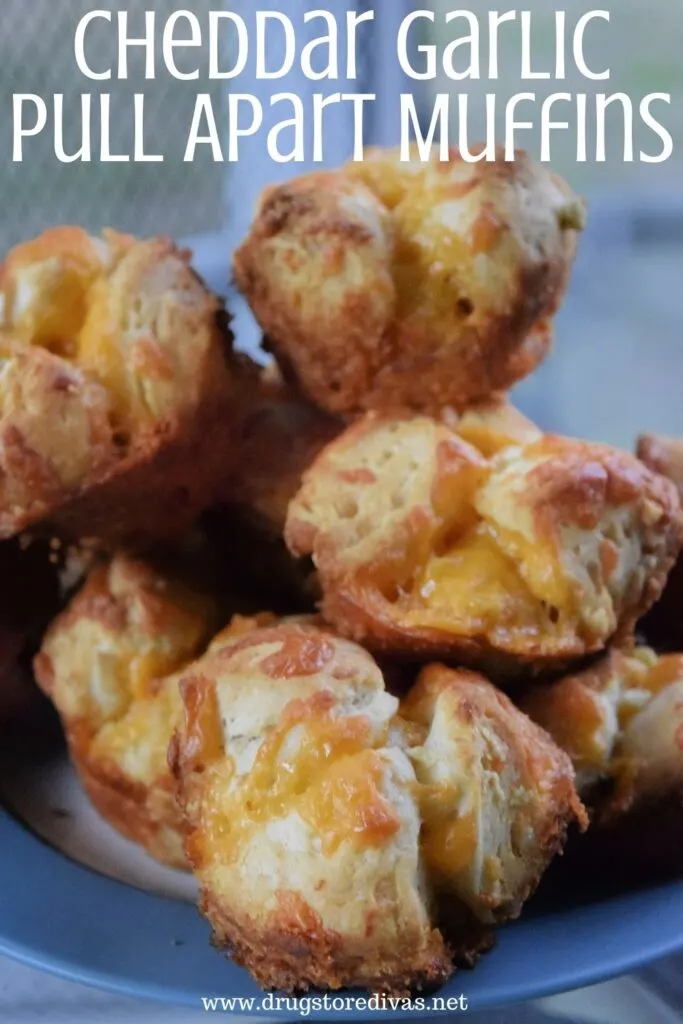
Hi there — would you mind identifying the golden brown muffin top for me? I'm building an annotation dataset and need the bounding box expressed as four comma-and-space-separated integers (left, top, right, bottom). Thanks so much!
286, 413, 683, 672
235, 146, 584, 415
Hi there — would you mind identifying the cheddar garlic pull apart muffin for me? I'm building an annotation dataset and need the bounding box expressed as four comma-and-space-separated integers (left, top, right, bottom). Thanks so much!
286, 413, 683, 675
234, 147, 585, 415
522, 646, 683, 879
34, 554, 224, 867
0, 227, 239, 543
171, 620, 584, 994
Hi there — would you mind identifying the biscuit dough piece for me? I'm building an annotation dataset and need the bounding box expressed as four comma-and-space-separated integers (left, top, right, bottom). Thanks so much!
0, 227, 239, 543
286, 414, 683, 674
234, 147, 585, 415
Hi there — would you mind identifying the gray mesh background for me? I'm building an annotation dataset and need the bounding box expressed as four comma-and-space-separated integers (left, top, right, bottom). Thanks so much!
3, 0, 681, 257
1, 0, 379, 254
2, 0, 225, 250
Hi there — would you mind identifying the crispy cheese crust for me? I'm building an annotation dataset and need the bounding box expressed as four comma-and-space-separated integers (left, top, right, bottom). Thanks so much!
0, 227, 240, 543
171, 621, 583, 993
521, 646, 683, 878
286, 414, 683, 674
234, 147, 585, 415
34, 555, 222, 867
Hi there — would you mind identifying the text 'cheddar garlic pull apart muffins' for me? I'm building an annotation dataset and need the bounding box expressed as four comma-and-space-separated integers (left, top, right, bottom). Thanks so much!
171, 619, 584, 994
522, 646, 683, 880
286, 413, 683, 675
0, 227, 239, 543
234, 147, 585, 415
34, 554, 224, 868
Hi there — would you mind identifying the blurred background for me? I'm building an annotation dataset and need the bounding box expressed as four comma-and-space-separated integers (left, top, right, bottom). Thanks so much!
2, 0, 682, 445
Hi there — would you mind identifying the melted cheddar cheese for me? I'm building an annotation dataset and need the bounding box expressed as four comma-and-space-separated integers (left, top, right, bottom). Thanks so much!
193, 694, 400, 863
543, 685, 608, 770
416, 781, 478, 879
76, 567, 216, 748
76, 280, 130, 421
2, 232, 104, 356
91, 679, 182, 781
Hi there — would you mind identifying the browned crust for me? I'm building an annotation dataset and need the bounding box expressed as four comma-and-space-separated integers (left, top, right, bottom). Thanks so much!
220, 364, 342, 537
76, 748, 187, 870
202, 890, 455, 996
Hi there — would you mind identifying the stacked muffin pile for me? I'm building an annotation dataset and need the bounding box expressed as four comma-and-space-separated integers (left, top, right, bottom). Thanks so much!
2, 147, 683, 997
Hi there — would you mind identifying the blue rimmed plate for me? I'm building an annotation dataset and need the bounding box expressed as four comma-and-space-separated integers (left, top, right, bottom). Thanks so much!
1, 762, 683, 1020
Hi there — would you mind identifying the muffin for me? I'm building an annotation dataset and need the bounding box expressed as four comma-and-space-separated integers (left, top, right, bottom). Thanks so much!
234, 147, 585, 415
286, 413, 683, 675
637, 433, 683, 650
171, 620, 583, 993
34, 554, 223, 867
0, 227, 240, 544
